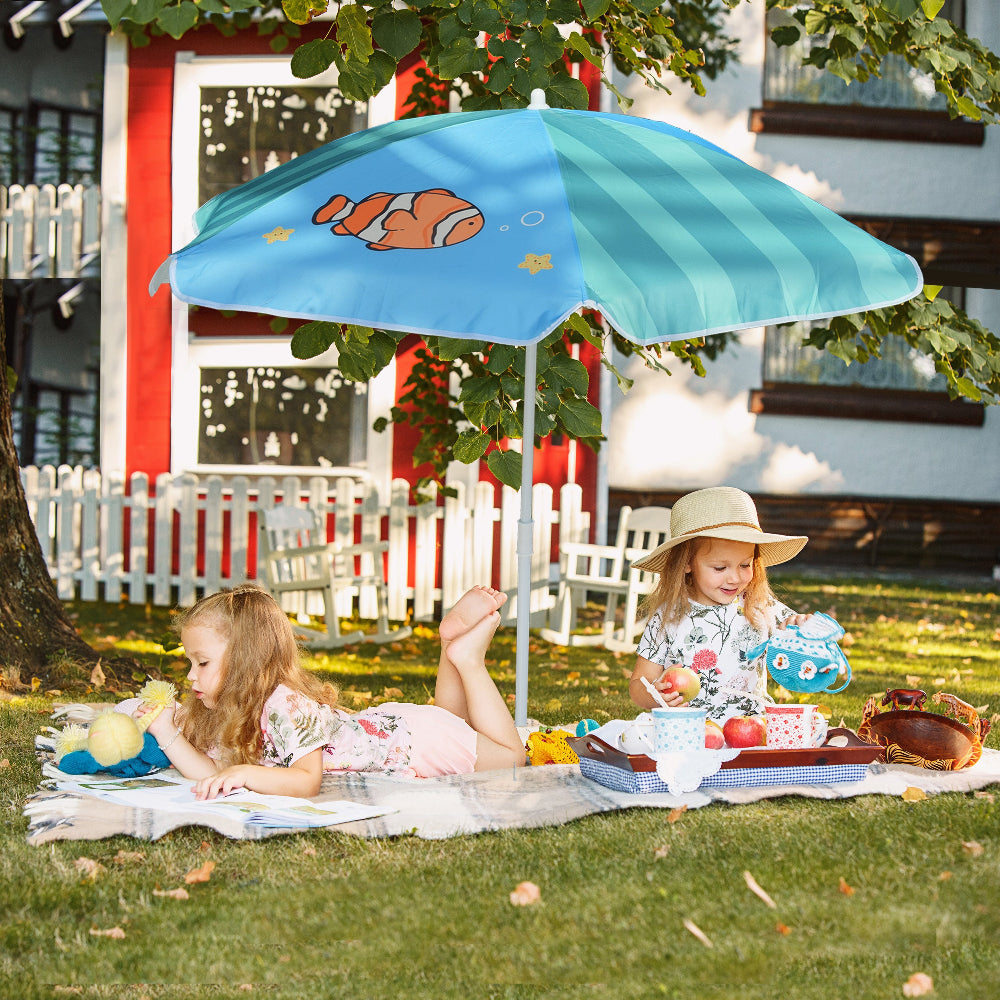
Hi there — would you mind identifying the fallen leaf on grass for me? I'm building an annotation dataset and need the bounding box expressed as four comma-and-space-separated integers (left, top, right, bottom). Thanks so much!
0, 759, 9, 769
112, 850, 145, 864
838, 877, 855, 896
906, 675, 923, 686
652, 845, 671, 860
90, 661, 105, 690
52, 987, 84, 995
902, 787, 927, 802
902, 972, 934, 996
973, 791, 995, 803
961, 841, 984, 857
683, 919, 713, 948
509, 881, 541, 906
74, 857, 105, 881
153, 887, 190, 901
775, 922, 792, 936
89, 927, 125, 939
184, 860, 216, 884
938, 871, 952, 881
301, 845, 317, 857
667, 805, 687, 824
382, 687, 403, 699
743, 871, 776, 909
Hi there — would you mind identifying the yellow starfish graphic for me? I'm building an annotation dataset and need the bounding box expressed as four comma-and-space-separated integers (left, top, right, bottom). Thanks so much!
518, 253, 553, 275
263, 226, 295, 244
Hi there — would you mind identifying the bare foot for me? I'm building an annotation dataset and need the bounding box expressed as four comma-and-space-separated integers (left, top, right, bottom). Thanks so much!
446, 610, 502, 674
440, 586, 507, 646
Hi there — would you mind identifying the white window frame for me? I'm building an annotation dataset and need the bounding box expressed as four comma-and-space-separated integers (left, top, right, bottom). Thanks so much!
169, 54, 397, 496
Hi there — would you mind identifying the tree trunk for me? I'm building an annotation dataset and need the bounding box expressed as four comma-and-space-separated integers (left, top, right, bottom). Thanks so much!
0, 279, 111, 684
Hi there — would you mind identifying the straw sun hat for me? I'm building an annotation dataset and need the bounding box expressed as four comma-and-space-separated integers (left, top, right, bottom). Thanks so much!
631, 486, 808, 573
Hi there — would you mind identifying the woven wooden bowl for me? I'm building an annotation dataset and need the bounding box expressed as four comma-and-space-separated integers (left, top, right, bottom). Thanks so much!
867, 710, 976, 762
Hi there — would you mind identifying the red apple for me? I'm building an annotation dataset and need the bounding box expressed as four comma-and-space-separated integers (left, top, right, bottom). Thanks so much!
660, 666, 701, 703
705, 719, 725, 750
722, 715, 767, 748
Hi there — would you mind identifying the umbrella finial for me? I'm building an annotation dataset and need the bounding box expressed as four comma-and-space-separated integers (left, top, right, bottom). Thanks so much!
528, 89, 549, 110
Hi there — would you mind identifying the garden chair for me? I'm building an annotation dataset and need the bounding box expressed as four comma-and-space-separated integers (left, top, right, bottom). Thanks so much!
258, 505, 410, 649
540, 505, 671, 652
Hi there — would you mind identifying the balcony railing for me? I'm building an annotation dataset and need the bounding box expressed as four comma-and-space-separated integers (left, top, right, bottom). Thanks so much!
1, 182, 101, 279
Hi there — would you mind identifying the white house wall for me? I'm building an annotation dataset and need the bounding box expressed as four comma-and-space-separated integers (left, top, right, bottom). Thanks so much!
608, 3, 1000, 503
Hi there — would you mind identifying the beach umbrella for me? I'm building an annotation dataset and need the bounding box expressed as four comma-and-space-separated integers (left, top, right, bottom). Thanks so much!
151, 90, 922, 725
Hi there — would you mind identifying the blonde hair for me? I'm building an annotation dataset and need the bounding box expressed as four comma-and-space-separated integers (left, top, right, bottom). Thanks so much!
173, 584, 339, 766
641, 537, 777, 634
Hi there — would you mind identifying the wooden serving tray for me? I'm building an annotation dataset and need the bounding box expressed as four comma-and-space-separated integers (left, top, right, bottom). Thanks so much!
567, 727, 882, 774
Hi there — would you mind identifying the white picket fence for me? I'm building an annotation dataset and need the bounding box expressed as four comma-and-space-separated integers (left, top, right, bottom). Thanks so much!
20, 466, 591, 626
1, 183, 101, 278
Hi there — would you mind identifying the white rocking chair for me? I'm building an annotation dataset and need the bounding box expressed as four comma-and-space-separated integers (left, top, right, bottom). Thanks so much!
540, 505, 671, 652
258, 505, 411, 649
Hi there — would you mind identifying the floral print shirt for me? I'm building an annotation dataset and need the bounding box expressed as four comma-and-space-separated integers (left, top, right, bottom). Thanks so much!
635, 599, 796, 724
259, 684, 415, 776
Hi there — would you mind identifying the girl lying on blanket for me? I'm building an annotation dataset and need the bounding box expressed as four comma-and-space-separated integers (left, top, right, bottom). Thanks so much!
136, 583, 525, 799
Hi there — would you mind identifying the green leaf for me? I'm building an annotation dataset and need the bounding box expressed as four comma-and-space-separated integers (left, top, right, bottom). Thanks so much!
921, 0, 945, 17
372, 9, 422, 60
101, 0, 130, 28
486, 344, 518, 373
954, 376, 982, 401
470, 0, 504, 35
281, 0, 328, 24
6, 365, 17, 394
548, 0, 581, 23
438, 38, 489, 79
557, 396, 602, 438
291, 38, 340, 79
580, 0, 610, 21
291, 321, 341, 359
770, 24, 801, 48
337, 3, 374, 62
453, 430, 491, 463
459, 374, 503, 405
563, 31, 603, 69
523, 24, 567, 67
486, 58, 516, 94
546, 73, 590, 109
337, 51, 397, 102
486, 448, 524, 489
881, 0, 921, 20
156, 1, 199, 39
544, 353, 590, 397
923, 285, 943, 301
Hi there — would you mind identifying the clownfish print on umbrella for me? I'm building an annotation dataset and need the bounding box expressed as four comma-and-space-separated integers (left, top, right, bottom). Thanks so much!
312, 189, 485, 252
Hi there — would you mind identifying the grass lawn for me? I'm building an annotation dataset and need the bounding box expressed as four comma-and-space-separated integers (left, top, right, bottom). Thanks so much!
1, 573, 998, 999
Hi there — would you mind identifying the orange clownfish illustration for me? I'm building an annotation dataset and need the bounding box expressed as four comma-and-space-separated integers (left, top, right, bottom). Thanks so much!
312, 189, 484, 251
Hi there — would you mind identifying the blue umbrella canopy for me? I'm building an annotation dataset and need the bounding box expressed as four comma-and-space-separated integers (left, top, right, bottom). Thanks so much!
152, 91, 922, 725
151, 95, 921, 344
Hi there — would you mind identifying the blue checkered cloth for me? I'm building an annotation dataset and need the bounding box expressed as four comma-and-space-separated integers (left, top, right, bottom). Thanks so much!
578, 757, 869, 795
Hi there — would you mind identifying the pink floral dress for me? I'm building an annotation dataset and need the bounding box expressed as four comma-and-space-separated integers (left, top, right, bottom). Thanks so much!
259, 684, 415, 776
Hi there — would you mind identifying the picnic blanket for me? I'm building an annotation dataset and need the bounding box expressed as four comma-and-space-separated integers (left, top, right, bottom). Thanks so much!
24, 740, 1000, 845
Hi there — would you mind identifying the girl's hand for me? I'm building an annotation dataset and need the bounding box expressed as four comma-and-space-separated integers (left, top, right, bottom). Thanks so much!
193, 765, 256, 801
134, 701, 179, 741
779, 613, 814, 629
651, 683, 686, 708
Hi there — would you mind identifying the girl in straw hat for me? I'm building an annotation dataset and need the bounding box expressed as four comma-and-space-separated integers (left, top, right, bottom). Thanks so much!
628, 487, 813, 724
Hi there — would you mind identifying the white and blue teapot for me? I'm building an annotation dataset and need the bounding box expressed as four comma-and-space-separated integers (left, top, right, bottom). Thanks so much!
747, 612, 851, 695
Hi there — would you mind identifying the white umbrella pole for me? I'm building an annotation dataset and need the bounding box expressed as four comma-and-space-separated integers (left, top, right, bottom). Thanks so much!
514, 341, 537, 727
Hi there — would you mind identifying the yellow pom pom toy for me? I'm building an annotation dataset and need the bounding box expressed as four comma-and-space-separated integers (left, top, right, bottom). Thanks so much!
55, 679, 178, 775
526, 727, 579, 765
